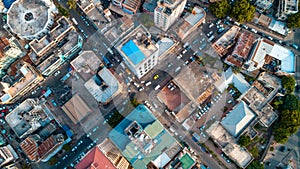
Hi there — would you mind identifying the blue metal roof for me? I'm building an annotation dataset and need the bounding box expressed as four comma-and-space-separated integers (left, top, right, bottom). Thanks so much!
3, 0, 16, 9
121, 40, 146, 65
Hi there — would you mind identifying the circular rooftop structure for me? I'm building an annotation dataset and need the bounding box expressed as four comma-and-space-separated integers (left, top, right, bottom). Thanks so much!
7, 0, 57, 40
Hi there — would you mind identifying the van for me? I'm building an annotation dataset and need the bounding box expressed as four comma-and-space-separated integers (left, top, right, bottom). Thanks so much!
154, 85, 161, 90
145, 81, 152, 86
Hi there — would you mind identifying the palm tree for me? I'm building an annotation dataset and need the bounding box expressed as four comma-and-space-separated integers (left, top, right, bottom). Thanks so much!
67, 0, 77, 9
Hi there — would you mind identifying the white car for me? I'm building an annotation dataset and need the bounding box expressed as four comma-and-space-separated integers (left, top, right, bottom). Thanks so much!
54, 71, 60, 76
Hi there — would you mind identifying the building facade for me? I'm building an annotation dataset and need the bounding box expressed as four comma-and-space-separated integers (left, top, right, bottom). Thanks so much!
154, 0, 187, 31
0, 36, 24, 76
276, 0, 298, 20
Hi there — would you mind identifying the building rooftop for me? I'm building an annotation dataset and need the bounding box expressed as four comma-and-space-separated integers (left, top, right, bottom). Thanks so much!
116, 25, 158, 66
243, 87, 267, 110
61, 94, 92, 124
157, 81, 190, 111
206, 122, 253, 168
226, 32, 255, 67
76, 146, 116, 169
7, 0, 55, 39
142, 0, 158, 12
214, 67, 250, 93
71, 51, 101, 78
156, 37, 175, 57
221, 101, 256, 137
84, 67, 121, 103
20, 134, 64, 162
259, 104, 278, 127
1, 63, 43, 103
174, 62, 214, 104
104, 16, 134, 45
268, 19, 288, 36
109, 104, 180, 169
213, 26, 240, 57
5, 99, 50, 138
121, 40, 146, 65
185, 7, 205, 26
246, 39, 295, 73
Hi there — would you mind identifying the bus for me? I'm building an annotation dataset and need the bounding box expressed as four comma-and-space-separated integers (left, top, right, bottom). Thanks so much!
72, 18, 78, 25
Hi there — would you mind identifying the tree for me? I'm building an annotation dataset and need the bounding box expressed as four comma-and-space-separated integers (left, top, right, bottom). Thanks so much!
48, 156, 58, 165
287, 12, 300, 28
249, 147, 259, 158
238, 135, 251, 147
282, 75, 296, 94
130, 98, 140, 107
273, 109, 300, 143
247, 160, 264, 169
209, 0, 231, 18
281, 94, 299, 110
231, 0, 255, 22
57, 5, 69, 17
62, 143, 71, 152
67, 0, 77, 9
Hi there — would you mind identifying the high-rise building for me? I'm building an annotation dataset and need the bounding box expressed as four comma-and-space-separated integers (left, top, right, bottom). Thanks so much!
154, 0, 187, 31
116, 25, 158, 79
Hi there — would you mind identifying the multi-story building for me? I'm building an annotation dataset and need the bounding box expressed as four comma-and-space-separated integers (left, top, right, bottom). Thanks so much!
0, 145, 18, 168
177, 6, 206, 40
116, 25, 158, 79
98, 139, 131, 169
0, 63, 44, 104
111, 0, 142, 14
20, 134, 65, 162
154, 0, 187, 31
5, 98, 52, 138
109, 104, 182, 169
244, 38, 295, 74
276, 0, 298, 20
0, 36, 24, 76
7, 0, 57, 40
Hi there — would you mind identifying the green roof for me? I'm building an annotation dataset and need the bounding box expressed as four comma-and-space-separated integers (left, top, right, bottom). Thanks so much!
180, 154, 195, 169
144, 120, 164, 138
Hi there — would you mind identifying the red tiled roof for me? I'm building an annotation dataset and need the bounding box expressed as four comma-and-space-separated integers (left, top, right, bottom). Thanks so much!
76, 147, 116, 169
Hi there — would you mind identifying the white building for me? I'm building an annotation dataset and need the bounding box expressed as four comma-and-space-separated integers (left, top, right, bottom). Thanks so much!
116, 25, 158, 79
214, 67, 251, 94
221, 101, 256, 137
276, 0, 298, 20
244, 38, 295, 74
154, 0, 187, 31
84, 67, 121, 103
7, 0, 57, 40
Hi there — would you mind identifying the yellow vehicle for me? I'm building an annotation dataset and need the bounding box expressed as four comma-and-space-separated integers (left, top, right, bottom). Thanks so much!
154, 74, 159, 80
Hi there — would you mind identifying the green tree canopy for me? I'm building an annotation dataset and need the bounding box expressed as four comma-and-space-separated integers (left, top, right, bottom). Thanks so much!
57, 5, 69, 17
281, 94, 299, 110
287, 12, 300, 28
231, 0, 255, 22
67, 0, 77, 9
209, 0, 231, 18
238, 135, 251, 147
249, 147, 259, 158
247, 160, 264, 169
282, 75, 296, 94
273, 109, 300, 143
